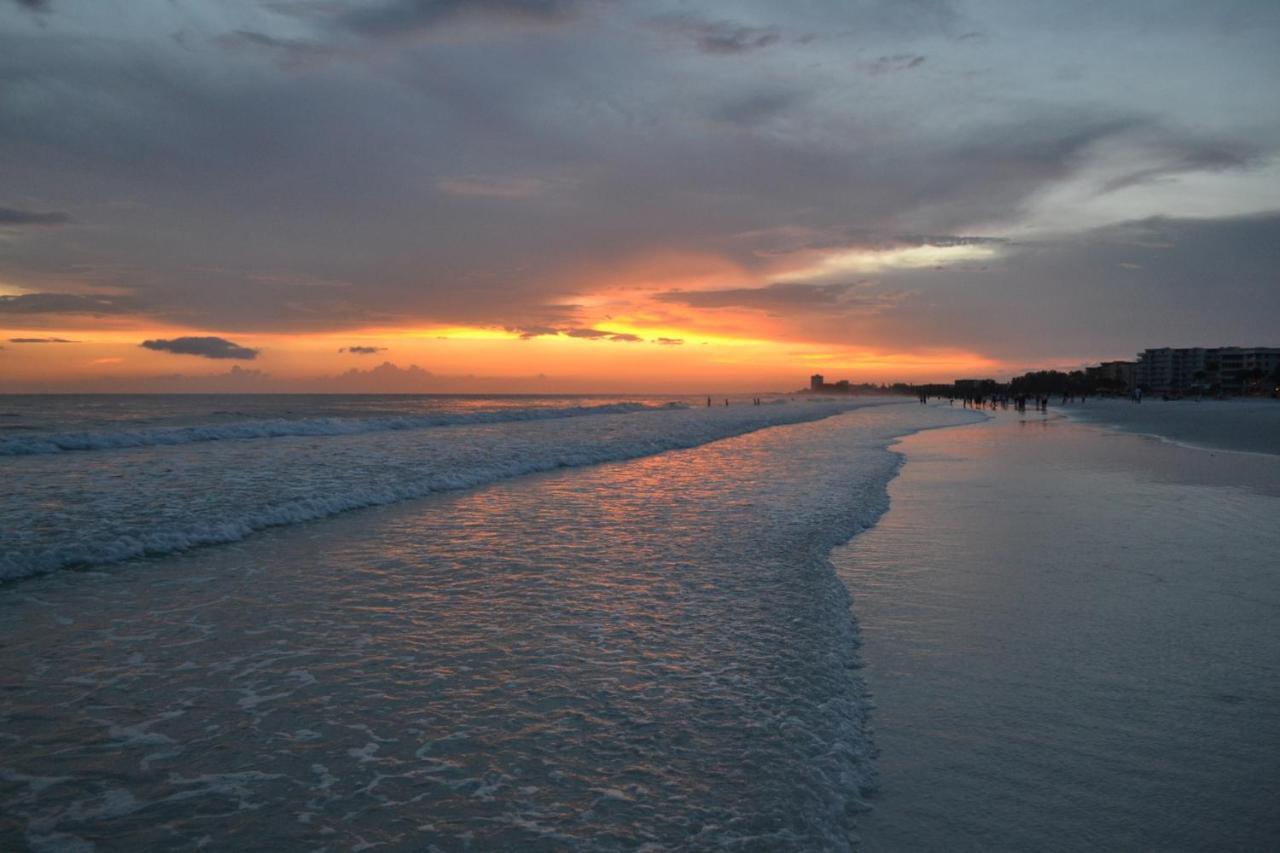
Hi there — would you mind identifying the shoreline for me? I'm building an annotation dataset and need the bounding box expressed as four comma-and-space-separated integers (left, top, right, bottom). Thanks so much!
837, 410, 1280, 850
1053, 397, 1280, 456
0, 402, 978, 850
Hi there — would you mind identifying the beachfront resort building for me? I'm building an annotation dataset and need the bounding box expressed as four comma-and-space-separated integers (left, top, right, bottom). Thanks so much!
809, 374, 852, 392
1135, 347, 1280, 395
1086, 360, 1137, 391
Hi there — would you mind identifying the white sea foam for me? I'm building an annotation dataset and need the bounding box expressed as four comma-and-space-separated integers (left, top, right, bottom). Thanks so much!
1, 399, 884, 580
0, 401, 670, 456
0, 402, 985, 850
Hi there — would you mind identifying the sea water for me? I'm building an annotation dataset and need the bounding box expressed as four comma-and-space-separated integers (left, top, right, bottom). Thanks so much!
3, 394, 903, 581
0, 396, 981, 850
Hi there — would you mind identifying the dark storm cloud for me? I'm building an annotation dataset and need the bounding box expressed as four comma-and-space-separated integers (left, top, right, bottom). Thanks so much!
337, 0, 580, 37
8, 337, 76, 343
10, 0, 50, 12
0, 293, 135, 315
339, 345, 387, 354
0, 206, 70, 226
140, 336, 259, 360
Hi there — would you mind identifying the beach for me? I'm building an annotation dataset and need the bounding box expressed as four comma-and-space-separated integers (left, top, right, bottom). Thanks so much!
840, 406, 1280, 850
2, 396, 1278, 850
1061, 397, 1280, 455
0, 397, 979, 850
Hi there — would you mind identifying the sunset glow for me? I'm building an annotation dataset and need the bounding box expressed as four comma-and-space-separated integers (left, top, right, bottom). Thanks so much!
1, 1, 1276, 392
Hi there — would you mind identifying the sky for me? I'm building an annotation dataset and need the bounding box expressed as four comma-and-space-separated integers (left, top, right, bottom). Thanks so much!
1, 0, 1278, 392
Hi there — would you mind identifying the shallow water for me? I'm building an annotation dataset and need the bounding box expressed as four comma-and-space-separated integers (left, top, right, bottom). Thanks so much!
1060, 397, 1280, 455
0, 402, 979, 851
0, 394, 882, 580
838, 411, 1280, 851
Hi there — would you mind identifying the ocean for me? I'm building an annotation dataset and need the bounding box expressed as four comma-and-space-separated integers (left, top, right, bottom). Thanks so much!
0, 394, 981, 850
1, 393, 902, 582
4, 395, 1277, 851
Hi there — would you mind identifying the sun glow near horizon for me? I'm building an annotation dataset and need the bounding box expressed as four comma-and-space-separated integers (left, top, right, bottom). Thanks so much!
1, 287, 1006, 388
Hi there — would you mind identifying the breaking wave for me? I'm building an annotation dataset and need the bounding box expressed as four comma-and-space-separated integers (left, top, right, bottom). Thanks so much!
2, 401, 867, 581
0, 401, 678, 456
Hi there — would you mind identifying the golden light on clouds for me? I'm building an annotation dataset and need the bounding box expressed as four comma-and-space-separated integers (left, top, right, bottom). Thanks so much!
2, 241, 1010, 391
778, 243, 1001, 281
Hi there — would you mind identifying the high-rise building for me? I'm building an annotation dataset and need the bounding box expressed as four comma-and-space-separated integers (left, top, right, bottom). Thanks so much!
1086, 360, 1137, 390
1136, 347, 1279, 394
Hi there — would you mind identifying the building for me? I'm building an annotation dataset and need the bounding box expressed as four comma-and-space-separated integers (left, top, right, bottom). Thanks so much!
808, 374, 855, 393
1086, 360, 1137, 391
1136, 347, 1280, 394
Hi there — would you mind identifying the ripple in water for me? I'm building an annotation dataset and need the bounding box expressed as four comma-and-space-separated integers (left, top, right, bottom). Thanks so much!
0, 403, 981, 850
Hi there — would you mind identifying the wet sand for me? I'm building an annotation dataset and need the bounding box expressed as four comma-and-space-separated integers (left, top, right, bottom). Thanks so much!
1062, 397, 1280, 456
837, 411, 1280, 851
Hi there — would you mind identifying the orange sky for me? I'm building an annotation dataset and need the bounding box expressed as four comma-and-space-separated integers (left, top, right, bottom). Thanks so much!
0, 250, 1005, 393
0, 318, 1002, 393
3, 2, 1277, 393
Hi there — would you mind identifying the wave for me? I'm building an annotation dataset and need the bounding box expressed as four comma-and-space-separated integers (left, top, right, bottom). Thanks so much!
1, 401, 865, 581
0, 402, 679, 456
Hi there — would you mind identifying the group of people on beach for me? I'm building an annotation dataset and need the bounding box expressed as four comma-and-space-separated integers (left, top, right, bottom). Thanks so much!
931, 393, 1082, 413
705, 397, 766, 406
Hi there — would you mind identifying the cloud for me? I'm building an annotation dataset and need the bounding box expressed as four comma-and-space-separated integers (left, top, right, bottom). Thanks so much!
436, 175, 550, 199
339, 345, 387, 354
329, 361, 435, 391
711, 91, 801, 126
1, 0, 1276, 367
0, 206, 71, 226
829, 211, 1280, 363
8, 337, 76, 343
654, 17, 783, 55
896, 234, 1008, 248
508, 326, 642, 342
10, 0, 51, 11
215, 30, 339, 66
867, 54, 926, 75
1097, 139, 1258, 194
508, 324, 560, 339
337, 0, 580, 38
140, 336, 258, 360
562, 327, 610, 338
0, 293, 135, 315
562, 328, 642, 342
654, 337, 684, 345
655, 282, 880, 312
